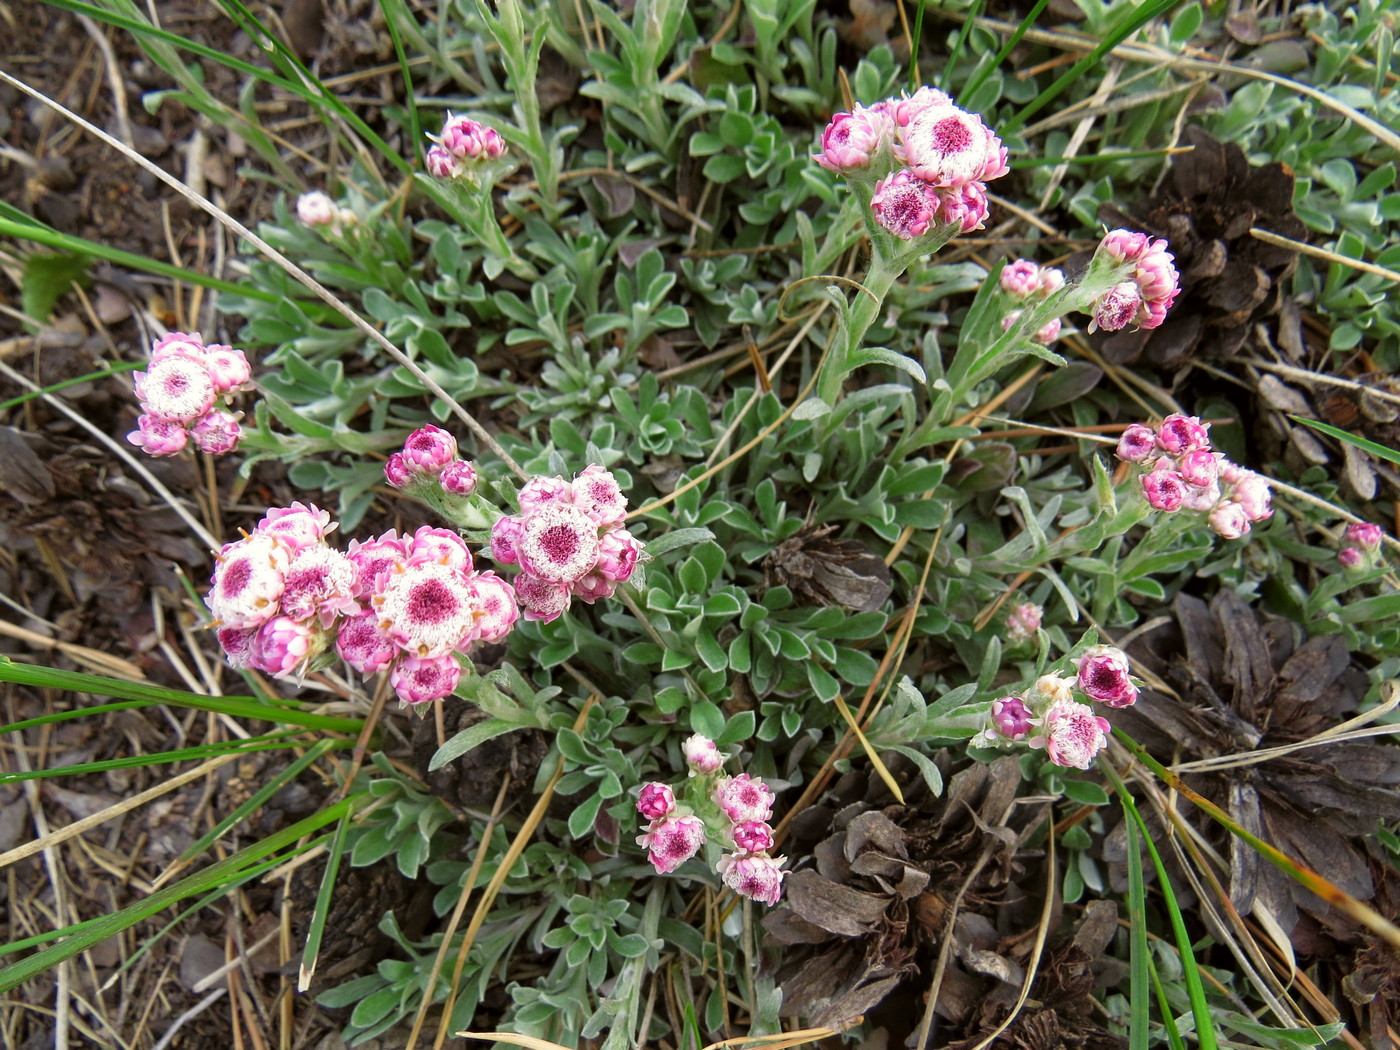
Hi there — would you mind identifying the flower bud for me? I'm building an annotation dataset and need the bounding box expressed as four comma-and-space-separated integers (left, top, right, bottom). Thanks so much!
1345, 521, 1384, 551
732, 820, 776, 854
683, 733, 724, 774
1116, 424, 1158, 463
1178, 449, 1220, 489
1141, 469, 1187, 512
636, 782, 676, 821
637, 815, 706, 873
716, 852, 787, 905
991, 696, 1033, 740
1208, 500, 1251, 540
1077, 646, 1136, 708
1156, 414, 1210, 454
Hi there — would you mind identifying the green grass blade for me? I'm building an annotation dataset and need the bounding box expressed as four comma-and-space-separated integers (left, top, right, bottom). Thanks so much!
907, 0, 928, 92
1115, 779, 1151, 1049
175, 738, 344, 865
0, 214, 280, 303
1115, 774, 1218, 1050
0, 734, 313, 785
1293, 414, 1400, 467
0, 362, 139, 414
962, 0, 1051, 101
0, 658, 363, 734
0, 793, 365, 993
1002, 0, 1181, 135
298, 803, 355, 991
1149, 958, 1189, 1050
939, 0, 984, 95
378, 0, 423, 166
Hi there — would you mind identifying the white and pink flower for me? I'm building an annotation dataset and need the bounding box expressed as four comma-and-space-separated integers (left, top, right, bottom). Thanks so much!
518, 503, 602, 583
256, 502, 335, 555
1077, 646, 1137, 708
871, 170, 939, 240
713, 773, 775, 825
1031, 698, 1112, 770
296, 191, 338, 227
716, 852, 786, 905
470, 571, 519, 643
683, 733, 724, 775
279, 546, 360, 628
637, 814, 707, 874
373, 560, 480, 658
391, 652, 462, 705
636, 782, 676, 821
207, 533, 289, 630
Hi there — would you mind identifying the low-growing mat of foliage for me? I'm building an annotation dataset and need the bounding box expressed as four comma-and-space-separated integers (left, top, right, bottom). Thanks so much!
2, 1, 1400, 1048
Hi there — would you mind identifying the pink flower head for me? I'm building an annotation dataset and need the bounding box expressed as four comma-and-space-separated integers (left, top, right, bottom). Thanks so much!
425, 145, 461, 179
518, 475, 573, 513
1141, 469, 1188, 512
296, 191, 338, 226
1230, 472, 1273, 522
1338, 547, 1366, 570
1217, 456, 1247, 486
1032, 698, 1112, 770
1178, 449, 1220, 489
128, 413, 189, 457
638, 814, 707, 874
571, 464, 628, 526
1156, 414, 1211, 455
391, 652, 462, 705
1077, 646, 1136, 707
135, 355, 217, 423
1099, 229, 1151, 264
713, 773, 775, 825
1089, 281, 1144, 333
893, 86, 955, 126
1038, 267, 1066, 295
596, 528, 641, 583
1000, 260, 1041, 297
1116, 424, 1158, 463
872, 170, 939, 240
256, 502, 335, 555
814, 104, 891, 173
1180, 481, 1222, 513
150, 332, 208, 364
216, 626, 257, 670
346, 531, 410, 598
1133, 239, 1181, 303
489, 515, 525, 566
732, 820, 776, 854
207, 533, 289, 630
514, 573, 572, 623
249, 615, 321, 679
374, 560, 480, 657
716, 852, 786, 905
570, 573, 617, 604
201, 344, 252, 395
439, 460, 477, 496
190, 410, 242, 455
518, 504, 601, 583
400, 425, 458, 475
408, 525, 472, 572
384, 453, 413, 489
438, 115, 499, 160
897, 103, 1007, 187
1005, 602, 1042, 644
470, 571, 519, 643
683, 733, 724, 774
636, 782, 676, 821
1208, 500, 1251, 541
1032, 317, 1061, 346
334, 610, 397, 675
937, 181, 990, 233
1345, 521, 1384, 551
280, 546, 360, 627
991, 695, 1033, 740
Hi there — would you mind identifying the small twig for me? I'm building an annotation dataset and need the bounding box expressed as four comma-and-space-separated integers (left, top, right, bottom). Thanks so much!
1251, 227, 1400, 284
150, 990, 228, 1050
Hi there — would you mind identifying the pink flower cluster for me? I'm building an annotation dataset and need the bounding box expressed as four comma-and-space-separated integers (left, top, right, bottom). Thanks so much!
1116, 415, 1273, 539
998, 258, 1066, 346
1086, 230, 1181, 332
425, 113, 506, 179
635, 736, 786, 906
974, 648, 1136, 770
1004, 601, 1043, 644
127, 332, 251, 457
207, 502, 518, 706
384, 424, 478, 498
815, 86, 1008, 239
1338, 521, 1386, 570
490, 466, 642, 622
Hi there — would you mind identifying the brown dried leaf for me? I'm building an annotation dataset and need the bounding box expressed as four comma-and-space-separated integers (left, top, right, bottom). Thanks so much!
784, 869, 894, 936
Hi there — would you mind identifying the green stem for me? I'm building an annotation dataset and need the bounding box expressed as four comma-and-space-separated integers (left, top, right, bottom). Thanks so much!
815, 249, 904, 408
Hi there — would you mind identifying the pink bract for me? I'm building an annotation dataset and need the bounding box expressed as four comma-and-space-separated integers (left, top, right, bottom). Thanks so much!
1346, 521, 1384, 551
335, 610, 397, 675
256, 502, 335, 554
892, 86, 954, 125
249, 615, 320, 679
1231, 473, 1273, 522
409, 525, 473, 572
401, 424, 458, 475
1116, 424, 1158, 463
637, 814, 707, 874
1099, 229, 1151, 263
1000, 260, 1041, 297
636, 782, 676, 821
425, 145, 460, 179
190, 410, 243, 455
1141, 469, 1188, 512
1004, 603, 1042, 644
202, 345, 252, 394
1178, 449, 1220, 489
391, 652, 462, 705
513, 573, 572, 623
1033, 698, 1111, 770
346, 531, 410, 598
1156, 414, 1210, 455
518, 503, 601, 583
596, 529, 641, 582
518, 475, 573, 512
1338, 547, 1365, 570
713, 773, 775, 824
732, 820, 776, 854
814, 104, 891, 173
570, 573, 617, 604
439, 460, 477, 496
683, 733, 723, 774
991, 695, 1033, 739
490, 515, 525, 566
716, 852, 786, 905
128, 414, 190, 457
384, 453, 413, 489
470, 571, 519, 643
937, 181, 990, 233
150, 332, 209, 364
871, 170, 938, 240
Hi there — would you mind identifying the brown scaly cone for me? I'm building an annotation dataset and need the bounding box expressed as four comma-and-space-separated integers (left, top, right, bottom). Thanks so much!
1095, 126, 1306, 370
1107, 590, 1400, 953
763, 753, 1124, 1047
